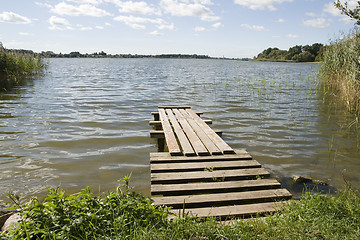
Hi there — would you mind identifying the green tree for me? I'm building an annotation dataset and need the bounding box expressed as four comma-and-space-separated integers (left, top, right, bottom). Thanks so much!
99, 51, 107, 56
335, 0, 360, 25
267, 49, 286, 60
285, 45, 303, 60
69, 51, 81, 58
296, 51, 315, 62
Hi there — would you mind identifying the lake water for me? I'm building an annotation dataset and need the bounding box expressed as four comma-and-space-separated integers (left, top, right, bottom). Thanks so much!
1, 58, 359, 204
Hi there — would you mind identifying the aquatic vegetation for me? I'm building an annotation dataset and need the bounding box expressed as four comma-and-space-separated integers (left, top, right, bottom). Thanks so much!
0, 43, 47, 91
318, 30, 360, 114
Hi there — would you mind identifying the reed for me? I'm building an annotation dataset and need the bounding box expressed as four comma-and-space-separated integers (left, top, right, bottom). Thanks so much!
318, 30, 360, 114
0, 43, 47, 91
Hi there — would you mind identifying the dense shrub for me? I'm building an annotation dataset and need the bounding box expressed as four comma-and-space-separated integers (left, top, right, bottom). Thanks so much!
2, 176, 169, 239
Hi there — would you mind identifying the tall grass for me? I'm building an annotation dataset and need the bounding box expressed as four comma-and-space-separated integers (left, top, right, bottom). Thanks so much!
319, 30, 360, 114
0, 43, 47, 91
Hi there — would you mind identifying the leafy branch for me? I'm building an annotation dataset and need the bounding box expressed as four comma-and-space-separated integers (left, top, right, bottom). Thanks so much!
335, 0, 360, 25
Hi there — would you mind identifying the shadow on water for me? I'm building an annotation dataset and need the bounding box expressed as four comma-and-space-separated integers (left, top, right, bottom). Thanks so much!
279, 177, 338, 199
0, 74, 36, 94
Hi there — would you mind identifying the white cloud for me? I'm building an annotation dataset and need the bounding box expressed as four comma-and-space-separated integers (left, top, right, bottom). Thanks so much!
194, 0, 214, 5
286, 33, 299, 38
201, 15, 220, 21
51, 2, 112, 17
118, 1, 161, 15
323, 2, 340, 16
114, 15, 167, 29
277, 18, 285, 23
158, 23, 175, 30
234, 0, 293, 11
212, 22, 223, 28
48, 16, 72, 30
241, 23, 266, 31
103, 0, 122, 5
96, 25, 104, 29
303, 18, 330, 28
160, 0, 219, 21
149, 30, 163, 35
0, 11, 31, 24
35, 2, 52, 8
49, 16, 70, 25
130, 23, 146, 29
306, 12, 316, 17
19, 32, 30, 36
80, 26, 93, 30
66, 0, 102, 4
194, 26, 206, 31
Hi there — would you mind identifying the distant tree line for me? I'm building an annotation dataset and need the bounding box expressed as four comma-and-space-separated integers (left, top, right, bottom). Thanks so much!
254, 43, 324, 62
39, 51, 212, 59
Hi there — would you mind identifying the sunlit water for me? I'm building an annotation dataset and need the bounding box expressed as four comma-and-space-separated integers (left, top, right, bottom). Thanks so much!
1, 58, 359, 204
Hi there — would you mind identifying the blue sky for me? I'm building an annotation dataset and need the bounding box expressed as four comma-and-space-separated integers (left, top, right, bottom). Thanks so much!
0, 0, 357, 58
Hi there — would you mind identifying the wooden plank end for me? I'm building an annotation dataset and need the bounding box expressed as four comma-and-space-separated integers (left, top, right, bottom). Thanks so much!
158, 106, 192, 109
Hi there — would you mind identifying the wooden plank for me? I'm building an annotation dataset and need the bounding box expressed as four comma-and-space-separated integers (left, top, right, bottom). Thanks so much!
165, 109, 195, 156
158, 106, 191, 109
151, 168, 270, 183
151, 179, 281, 195
152, 111, 160, 121
151, 160, 261, 172
149, 129, 222, 139
152, 189, 291, 208
186, 108, 235, 154
179, 109, 222, 155
168, 201, 288, 219
152, 111, 203, 120
158, 108, 182, 156
150, 130, 165, 139
150, 149, 252, 163
149, 119, 212, 127
202, 119, 212, 125
173, 109, 209, 156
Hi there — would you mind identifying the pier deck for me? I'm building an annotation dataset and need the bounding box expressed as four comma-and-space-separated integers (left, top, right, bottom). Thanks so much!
150, 106, 291, 220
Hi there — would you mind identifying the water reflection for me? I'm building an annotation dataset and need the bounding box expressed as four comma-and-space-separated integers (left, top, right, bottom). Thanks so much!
0, 59, 359, 205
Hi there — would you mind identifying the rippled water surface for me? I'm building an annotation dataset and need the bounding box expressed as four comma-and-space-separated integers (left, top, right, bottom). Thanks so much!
1, 58, 359, 203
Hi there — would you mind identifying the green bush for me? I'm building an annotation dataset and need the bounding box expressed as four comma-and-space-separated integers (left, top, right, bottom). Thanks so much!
2, 176, 169, 239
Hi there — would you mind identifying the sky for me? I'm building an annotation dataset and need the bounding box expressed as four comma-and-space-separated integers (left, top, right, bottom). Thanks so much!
0, 0, 357, 58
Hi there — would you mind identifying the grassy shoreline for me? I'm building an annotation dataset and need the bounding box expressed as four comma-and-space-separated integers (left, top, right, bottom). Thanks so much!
1, 177, 359, 239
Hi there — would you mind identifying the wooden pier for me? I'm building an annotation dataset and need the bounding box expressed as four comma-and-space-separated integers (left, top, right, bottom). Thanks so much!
150, 106, 291, 220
